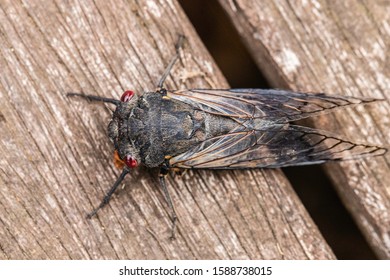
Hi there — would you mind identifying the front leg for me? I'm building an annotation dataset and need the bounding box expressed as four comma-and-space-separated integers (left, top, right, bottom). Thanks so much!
87, 167, 130, 219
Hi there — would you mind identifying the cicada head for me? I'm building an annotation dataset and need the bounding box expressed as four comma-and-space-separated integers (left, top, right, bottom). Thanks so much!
108, 90, 141, 169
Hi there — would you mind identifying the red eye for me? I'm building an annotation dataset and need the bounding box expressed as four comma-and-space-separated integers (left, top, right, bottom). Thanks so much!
120, 90, 134, 102
124, 155, 138, 168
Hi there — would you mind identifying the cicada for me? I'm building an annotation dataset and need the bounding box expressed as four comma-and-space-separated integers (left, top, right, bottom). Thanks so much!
68, 36, 386, 239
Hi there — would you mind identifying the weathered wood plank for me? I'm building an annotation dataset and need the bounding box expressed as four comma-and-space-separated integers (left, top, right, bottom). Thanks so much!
219, 0, 390, 259
0, 0, 334, 259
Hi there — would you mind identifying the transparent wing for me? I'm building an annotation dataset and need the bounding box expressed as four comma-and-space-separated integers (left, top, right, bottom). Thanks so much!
169, 125, 386, 169
167, 89, 380, 122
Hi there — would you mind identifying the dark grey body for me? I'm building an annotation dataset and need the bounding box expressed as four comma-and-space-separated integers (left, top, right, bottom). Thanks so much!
107, 89, 385, 170
108, 92, 238, 168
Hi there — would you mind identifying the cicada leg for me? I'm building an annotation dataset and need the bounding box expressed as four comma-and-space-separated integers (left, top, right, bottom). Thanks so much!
66, 92, 120, 105
156, 35, 185, 90
86, 167, 130, 219
159, 168, 178, 240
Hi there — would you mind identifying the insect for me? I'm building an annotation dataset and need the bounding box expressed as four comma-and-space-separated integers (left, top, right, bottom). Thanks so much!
68, 36, 386, 239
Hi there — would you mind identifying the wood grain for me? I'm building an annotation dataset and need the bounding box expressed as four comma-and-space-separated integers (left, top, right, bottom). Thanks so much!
0, 0, 334, 259
219, 0, 390, 259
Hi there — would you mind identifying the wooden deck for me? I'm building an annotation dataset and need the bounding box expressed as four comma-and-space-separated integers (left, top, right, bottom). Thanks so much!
0, 0, 388, 259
